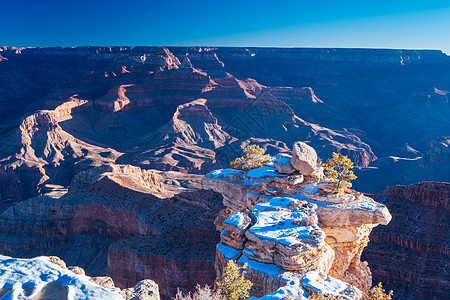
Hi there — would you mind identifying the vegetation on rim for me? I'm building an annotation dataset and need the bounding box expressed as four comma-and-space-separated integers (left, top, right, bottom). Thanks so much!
322, 152, 357, 195
230, 145, 270, 171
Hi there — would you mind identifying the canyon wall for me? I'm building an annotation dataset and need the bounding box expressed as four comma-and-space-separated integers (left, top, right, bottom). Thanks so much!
362, 182, 449, 299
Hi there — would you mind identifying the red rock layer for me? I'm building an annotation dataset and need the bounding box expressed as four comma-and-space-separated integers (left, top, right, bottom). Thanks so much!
362, 182, 450, 299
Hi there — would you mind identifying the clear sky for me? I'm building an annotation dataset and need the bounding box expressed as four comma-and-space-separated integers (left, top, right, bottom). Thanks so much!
2, 0, 450, 54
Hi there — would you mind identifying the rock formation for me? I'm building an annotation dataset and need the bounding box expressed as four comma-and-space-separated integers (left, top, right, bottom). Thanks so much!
202, 143, 392, 299
0, 254, 160, 300
0, 46, 448, 299
1, 46, 448, 201
0, 164, 222, 299
362, 182, 450, 299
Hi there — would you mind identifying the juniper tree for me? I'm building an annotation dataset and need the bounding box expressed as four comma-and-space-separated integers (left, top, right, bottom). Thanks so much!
230, 144, 270, 171
216, 260, 253, 300
322, 152, 357, 195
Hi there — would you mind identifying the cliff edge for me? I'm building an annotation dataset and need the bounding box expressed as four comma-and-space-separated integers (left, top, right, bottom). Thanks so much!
202, 142, 392, 299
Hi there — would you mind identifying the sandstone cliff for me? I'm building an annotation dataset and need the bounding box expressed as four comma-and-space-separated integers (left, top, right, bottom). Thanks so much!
1, 46, 448, 203
362, 182, 449, 299
202, 143, 392, 299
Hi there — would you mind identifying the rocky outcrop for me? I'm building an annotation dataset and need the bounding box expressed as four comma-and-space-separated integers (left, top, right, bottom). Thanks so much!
424, 137, 450, 163
0, 254, 160, 300
362, 182, 450, 299
202, 143, 391, 299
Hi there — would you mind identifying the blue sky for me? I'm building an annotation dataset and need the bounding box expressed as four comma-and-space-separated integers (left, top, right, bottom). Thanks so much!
2, 0, 450, 53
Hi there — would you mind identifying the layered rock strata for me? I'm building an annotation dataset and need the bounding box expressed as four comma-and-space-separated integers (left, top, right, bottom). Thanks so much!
202, 144, 391, 299
362, 182, 450, 299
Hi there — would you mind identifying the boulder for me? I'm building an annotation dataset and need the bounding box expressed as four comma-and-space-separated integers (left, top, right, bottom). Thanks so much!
121, 279, 160, 300
273, 154, 296, 174
68, 266, 86, 275
291, 142, 318, 176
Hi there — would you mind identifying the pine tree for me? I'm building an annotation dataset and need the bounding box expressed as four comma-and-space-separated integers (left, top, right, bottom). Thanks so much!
216, 260, 253, 300
322, 152, 357, 195
230, 145, 270, 171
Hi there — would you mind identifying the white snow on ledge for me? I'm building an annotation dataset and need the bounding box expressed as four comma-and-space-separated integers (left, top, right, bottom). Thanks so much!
302, 271, 354, 297
0, 255, 123, 300
206, 168, 242, 179
246, 166, 287, 178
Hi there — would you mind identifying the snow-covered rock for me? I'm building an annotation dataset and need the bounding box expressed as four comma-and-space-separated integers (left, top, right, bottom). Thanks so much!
0, 255, 161, 300
272, 154, 296, 174
0, 255, 123, 300
202, 142, 392, 299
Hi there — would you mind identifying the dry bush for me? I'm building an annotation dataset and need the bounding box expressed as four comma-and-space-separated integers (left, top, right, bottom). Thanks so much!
173, 284, 224, 300
363, 283, 393, 300
322, 152, 357, 195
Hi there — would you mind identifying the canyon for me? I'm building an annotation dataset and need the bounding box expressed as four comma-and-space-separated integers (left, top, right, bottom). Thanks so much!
362, 181, 449, 299
0, 46, 449, 299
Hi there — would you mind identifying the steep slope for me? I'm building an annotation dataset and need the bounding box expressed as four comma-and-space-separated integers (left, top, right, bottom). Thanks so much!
362, 182, 450, 299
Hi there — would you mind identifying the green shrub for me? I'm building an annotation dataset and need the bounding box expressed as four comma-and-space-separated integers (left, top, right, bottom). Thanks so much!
322, 152, 357, 195
230, 145, 270, 171
216, 260, 253, 300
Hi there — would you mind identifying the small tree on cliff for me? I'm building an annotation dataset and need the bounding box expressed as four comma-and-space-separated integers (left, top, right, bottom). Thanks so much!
230, 144, 270, 171
363, 283, 393, 300
216, 260, 253, 300
322, 152, 357, 195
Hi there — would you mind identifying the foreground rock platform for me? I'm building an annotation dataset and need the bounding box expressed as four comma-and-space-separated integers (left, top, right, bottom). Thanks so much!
202, 146, 391, 299
0, 255, 160, 300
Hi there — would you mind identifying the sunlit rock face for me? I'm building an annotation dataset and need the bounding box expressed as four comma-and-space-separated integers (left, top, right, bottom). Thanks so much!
202, 142, 391, 299
1, 46, 448, 203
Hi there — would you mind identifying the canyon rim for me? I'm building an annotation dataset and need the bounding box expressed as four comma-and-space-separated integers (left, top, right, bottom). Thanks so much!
0, 46, 448, 299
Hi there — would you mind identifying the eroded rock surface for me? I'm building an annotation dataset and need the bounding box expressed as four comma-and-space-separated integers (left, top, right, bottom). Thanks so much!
202, 144, 391, 299
362, 182, 450, 299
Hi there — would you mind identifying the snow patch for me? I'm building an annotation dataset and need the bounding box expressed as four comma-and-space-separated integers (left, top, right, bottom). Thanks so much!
0, 255, 123, 300
217, 244, 241, 260
303, 183, 319, 194
246, 167, 287, 178
207, 169, 242, 179
302, 271, 348, 297
238, 255, 282, 277
224, 212, 249, 230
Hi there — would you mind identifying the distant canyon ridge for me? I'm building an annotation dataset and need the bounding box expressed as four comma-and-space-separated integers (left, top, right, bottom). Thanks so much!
0, 46, 449, 299
0, 46, 449, 199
